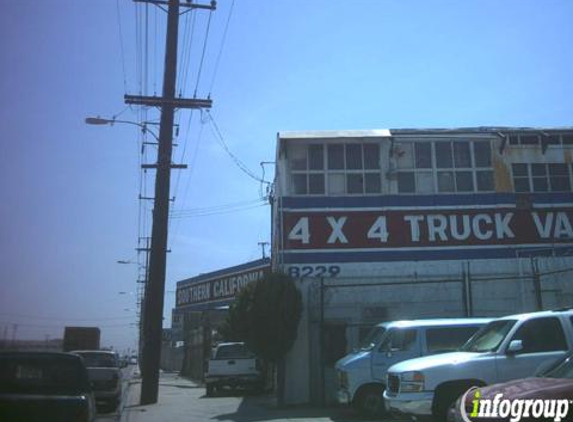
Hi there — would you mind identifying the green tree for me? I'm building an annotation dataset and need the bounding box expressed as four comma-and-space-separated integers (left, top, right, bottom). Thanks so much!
219, 272, 302, 362
217, 281, 256, 342
217, 272, 302, 404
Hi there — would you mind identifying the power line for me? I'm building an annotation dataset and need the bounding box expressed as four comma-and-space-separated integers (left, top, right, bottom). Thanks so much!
205, 110, 266, 183
115, 0, 128, 92
208, 0, 235, 97
169, 199, 267, 218
0, 322, 137, 330
171, 198, 264, 213
168, 112, 207, 250
135, 3, 143, 95
178, 10, 197, 98
144, 1, 150, 96
0, 312, 136, 322
169, 202, 267, 218
171, 111, 196, 206
193, 8, 214, 97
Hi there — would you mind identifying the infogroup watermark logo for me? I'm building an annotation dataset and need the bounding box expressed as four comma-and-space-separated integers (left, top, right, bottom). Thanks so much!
459, 387, 571, 422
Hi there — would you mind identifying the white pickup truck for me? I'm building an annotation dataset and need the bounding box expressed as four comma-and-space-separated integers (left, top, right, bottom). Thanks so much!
384, 309, 573, 421
204, 342, 263, 396
72, 350, 122, 411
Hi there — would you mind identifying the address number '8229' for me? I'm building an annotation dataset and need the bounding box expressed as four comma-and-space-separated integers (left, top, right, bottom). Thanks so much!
287, 265, 341, 278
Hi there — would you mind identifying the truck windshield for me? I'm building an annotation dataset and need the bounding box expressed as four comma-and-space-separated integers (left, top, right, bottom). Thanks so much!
76, 352, 118, 368
461, 319, 517, 353
358, 327, 387, 351
216, 344, 255, 359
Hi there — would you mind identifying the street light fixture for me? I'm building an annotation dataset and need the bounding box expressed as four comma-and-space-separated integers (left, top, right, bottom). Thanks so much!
85, 116, 160, 142
117, 260, 136, 265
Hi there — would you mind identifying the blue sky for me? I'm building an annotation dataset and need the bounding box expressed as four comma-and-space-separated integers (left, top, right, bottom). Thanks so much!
0, 0, 571, 352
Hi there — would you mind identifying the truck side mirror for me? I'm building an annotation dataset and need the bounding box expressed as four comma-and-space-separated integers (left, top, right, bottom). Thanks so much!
506, 340, 523, 355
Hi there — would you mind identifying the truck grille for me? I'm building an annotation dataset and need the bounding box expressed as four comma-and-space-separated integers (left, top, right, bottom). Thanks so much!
337, 370, 348, 389
387, 374, 400, 394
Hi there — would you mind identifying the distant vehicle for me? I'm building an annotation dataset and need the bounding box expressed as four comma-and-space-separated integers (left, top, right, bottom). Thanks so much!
335, 318, 491, 417
0, 351, 96, 422
448, 351, 573, 422
63, 327, 100, 352
204, 342, 263, 396
385, 309, 573, 422
128, 356, 138, 365
119, 356, 128, 368
72, 350, 122, 411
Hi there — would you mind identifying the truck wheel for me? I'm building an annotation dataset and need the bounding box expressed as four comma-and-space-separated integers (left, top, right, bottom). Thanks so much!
356, 385, 385, 418
206, 384, 215, 397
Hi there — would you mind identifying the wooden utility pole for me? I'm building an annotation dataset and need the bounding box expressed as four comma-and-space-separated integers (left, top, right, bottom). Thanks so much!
258, 241, 269, 259
126, 0, 215, 404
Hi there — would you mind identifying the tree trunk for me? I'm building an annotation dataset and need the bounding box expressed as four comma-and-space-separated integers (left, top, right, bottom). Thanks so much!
277, 357, 285, 406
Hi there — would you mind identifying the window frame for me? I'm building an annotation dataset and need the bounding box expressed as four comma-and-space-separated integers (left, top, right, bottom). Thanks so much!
507, 133, 573, 147
424, 325, 482, 354
379, 327, 418, 353
289, 141, 382, 196
508, 317, 567, 354
511, 163, 573, 193
395, 139, 495, 195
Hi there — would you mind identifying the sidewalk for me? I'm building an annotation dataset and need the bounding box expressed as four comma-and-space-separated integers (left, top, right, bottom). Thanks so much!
120, 372, 207, 422
119, 372, 371, 422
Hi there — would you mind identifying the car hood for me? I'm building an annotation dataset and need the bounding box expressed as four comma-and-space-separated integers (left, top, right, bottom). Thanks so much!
335, 351, 371, 370
389, 352, 480, 373
475, 378, 573, 401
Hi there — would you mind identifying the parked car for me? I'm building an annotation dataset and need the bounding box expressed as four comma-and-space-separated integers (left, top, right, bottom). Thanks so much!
0, 351, 96, 422
335, 318, 491, 417
72, 350, 122, 411
204, 342, 263, 396
385, 309, 573, 422
448, 351, 573, 422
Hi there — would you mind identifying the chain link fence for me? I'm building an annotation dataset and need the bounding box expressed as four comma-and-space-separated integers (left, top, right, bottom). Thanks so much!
295, 254, 573, 404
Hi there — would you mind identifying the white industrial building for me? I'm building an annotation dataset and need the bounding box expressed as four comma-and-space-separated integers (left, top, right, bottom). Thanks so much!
271, 127, 573, 404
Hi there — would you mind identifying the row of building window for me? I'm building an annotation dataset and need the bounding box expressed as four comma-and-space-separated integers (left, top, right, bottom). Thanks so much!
395, 140, 493, 193
289, 143, 380, 171
290, 143, 382, 195
287, 142, 573, 195
394, 140, 492, 169
508, 133, 573, 147
289, 141, 494, 195
397, 170, 494, 193
512, 163, 572, 193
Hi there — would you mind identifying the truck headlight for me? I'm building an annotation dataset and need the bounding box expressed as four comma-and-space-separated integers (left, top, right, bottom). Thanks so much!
399, 371, 424, 392
338, 370, 348, 389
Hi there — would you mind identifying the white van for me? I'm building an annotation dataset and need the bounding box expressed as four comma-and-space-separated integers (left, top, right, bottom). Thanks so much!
335, 318, 491, 417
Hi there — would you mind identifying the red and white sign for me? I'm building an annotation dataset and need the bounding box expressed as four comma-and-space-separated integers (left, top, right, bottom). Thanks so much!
283, 208, 573, 250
